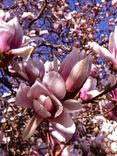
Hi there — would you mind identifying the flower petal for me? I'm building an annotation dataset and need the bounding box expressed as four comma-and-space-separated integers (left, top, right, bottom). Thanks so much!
59, 47, 85, 81
27, 80, 49, 99
63, 99, 82, 112
50, 94, 63, 118
50, 110, 76, 134
23, 115, 43, 139
0, 20, 14, 52
66, 55, 92, 92
8, 17, 23, 49
20, 59, 44, 84
33, 99, 51, 118
15, 83, 33, 108
43, 71, 66, 99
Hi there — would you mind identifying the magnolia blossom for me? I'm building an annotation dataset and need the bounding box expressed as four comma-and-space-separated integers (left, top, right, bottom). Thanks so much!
0, 15, 33, 59
15, 78, 82, 142
15, 48, 92, 142
88, 26, 117, 70
80, 76, 99, 101
59, 47, 92, 92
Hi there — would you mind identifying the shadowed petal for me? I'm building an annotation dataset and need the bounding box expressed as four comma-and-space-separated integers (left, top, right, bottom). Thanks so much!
63, 99, 82, 112
20, 59, 44, 84
15, 83, 33, 108
50, 110, 76, 134
50, 94, 63, 117
23, 115, 43, 139
8, 17, 23, 49
0, 20, 14, 52
43, 71, 66, 99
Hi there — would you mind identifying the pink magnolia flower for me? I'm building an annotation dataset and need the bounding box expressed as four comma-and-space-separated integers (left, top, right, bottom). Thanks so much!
59, 47, 92, 92
88, 26, 117, 70
15, 74, 82, 142
0, 16, 34, 59
80, 76, 99, 101
0, 17, 23, 52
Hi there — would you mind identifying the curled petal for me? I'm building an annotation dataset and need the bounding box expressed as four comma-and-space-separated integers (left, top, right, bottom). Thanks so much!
33, 99, 51, 118
63, 99, 82, 112
15, 83, 33, 108
43, 71, 66, 99
50, 110, 76, 135
50, 94, 63, 117
23, 115, 43, 140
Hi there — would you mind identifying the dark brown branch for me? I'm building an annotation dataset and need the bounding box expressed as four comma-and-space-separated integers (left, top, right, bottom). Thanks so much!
29, 0, 47, 29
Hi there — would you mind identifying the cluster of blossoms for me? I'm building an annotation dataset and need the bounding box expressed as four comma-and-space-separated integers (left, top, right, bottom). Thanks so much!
0, 2, 117, 154
15, 47, 92, 143
0, 10, 93, 146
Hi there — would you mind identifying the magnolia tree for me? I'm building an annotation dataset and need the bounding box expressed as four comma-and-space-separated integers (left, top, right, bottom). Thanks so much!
0, 0, 117, 155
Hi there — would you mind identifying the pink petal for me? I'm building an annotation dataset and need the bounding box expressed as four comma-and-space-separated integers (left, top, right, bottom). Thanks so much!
90, 64, 99, 78
23, 115, 43, 139
50, 94, 63, 117
20, 59, 44, 84
27, 80, 49, 99
50, 110, 76, 134
15, 83, 33, 108
66, 55, 92, 92
63, 99, 82, 112
59, 47, 85, 81
8, 17, 23, 49
40, 96, 55, 112
33, 99, 51, 118
43, 71, 66, 99
50, 126, 67, 143
0, 20, 14, 52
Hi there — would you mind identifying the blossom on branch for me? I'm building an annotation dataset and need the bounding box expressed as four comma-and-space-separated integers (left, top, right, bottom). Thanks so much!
15, 48, 92, 143
0, 12, 34, 59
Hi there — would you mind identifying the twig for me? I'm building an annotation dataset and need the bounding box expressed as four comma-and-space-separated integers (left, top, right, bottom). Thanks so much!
29, 0, 47, 29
